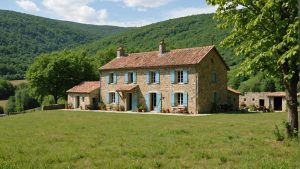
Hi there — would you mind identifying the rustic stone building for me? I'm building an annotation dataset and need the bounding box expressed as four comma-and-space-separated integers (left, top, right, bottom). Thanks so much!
67, 81, 100, 109
239, 92, 288, 111
98, 41, 230, 114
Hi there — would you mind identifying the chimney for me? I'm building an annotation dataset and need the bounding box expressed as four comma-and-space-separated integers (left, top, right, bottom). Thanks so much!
159, 39, 166, 55
117, 46, 125, 58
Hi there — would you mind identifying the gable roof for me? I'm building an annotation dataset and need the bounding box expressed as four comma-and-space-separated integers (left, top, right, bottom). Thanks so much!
100, 46, 229, 70
227, 87, 241, 95
67, 81, 100, 94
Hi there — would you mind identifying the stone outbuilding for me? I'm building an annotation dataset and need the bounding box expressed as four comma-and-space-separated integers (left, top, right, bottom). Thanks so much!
239, 92, 288, 111
67, 81, 100, 109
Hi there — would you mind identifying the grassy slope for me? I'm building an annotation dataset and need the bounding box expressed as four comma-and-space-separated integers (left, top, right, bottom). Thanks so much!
0, 111, 298, 168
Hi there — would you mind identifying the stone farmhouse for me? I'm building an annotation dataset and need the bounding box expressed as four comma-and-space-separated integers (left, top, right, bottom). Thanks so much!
96, 41, 237, 114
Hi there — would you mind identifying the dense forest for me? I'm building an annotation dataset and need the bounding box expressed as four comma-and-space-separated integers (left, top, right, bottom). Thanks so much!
0, 10, 289, 92
0, 10, 129, 79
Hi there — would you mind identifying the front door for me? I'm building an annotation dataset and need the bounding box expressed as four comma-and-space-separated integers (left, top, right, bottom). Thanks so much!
259, 99, 265, 107
75, 96, 80, 108
150, 93, 157, 111
127, 93, 132, 111
274, 97, 282, 111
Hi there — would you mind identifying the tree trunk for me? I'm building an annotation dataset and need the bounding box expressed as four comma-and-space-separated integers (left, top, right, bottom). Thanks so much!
53, 95, 58, 104
283, 67, 299, 137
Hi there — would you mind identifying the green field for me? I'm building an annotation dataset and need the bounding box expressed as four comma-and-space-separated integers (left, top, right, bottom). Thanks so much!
0, 111, 298, 169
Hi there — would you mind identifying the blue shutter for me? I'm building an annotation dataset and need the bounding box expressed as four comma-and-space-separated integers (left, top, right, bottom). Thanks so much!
156, 92, 162, 112
183, 92, 188, 108
155, 71, 160, 84
106, 93, 110, 104
133, 71, 137, 84
115, 92, 119, 104
146, 71, 150, 84
125, 72, 128, 84
106, 74, 110, 84
183, 70, 188, 84
170, 70, 175, 84
113, 73, 117, 84
171, 92, 175, 107
132, 92, 138, 111
145, 92, 150, 111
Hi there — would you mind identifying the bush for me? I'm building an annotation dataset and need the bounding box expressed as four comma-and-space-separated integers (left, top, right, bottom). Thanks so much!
57, 98, 67, 105
273, 124, 284, 141
6, 96, 16, 114
15, 84, 39, 112
42, 95, 55, 106
0, 106, 4, 114
0, 79, 15, 100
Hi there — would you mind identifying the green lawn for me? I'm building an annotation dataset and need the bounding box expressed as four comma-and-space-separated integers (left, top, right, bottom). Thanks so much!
0, 111, 298, 169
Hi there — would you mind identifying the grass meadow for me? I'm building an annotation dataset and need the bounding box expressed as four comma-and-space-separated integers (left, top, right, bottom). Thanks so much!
0, 111, 298, 169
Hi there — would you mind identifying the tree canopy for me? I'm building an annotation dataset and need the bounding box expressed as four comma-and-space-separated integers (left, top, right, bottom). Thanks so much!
26, 51, 98, 103
207, 0, 299, 136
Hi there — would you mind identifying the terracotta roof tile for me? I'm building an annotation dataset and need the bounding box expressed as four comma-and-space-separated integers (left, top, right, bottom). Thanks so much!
116, 84, 138, 92
67, 81, 100, 93
100, 46, 229, 70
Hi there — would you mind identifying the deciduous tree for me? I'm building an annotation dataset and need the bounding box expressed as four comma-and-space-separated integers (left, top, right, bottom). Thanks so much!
207, 0, 299, 136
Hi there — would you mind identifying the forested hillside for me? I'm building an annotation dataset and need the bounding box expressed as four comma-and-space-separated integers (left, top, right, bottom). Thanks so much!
0, 10, 129, 79
39, 13, 286, 92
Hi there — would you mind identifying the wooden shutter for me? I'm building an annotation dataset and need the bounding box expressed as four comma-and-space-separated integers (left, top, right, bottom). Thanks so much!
183, 92, 188, 108
133, 71, 137, 84
115, 92, 119, 104
106, 93, 110, 104
145, 92, 150, 111
106, 74, 110, 84
156, 92, 162, 112
146, 71, 150, 84
155, 71, 160, 84
132, 92, 138, 111
171, 92, 175, 107
170, 69, 175, 84
113, 73, 117, 84
183, 70, 188, 84
125, 72, 128, 84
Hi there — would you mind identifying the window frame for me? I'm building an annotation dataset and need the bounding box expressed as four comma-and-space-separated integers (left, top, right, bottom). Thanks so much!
177, 70, 184, 84
128, 72, 134, 84
150, 71, 156, 84
176, 92, 184, 106
110, 92, 116, 104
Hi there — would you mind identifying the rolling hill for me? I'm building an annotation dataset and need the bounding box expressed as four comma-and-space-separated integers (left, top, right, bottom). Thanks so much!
0, 10, 130, 79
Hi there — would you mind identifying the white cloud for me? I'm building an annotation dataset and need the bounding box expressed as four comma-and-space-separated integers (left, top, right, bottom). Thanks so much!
16, 0, 40, 11
168, 6, 217, 19
42, 0, 107, 24
109, 0, 170, 8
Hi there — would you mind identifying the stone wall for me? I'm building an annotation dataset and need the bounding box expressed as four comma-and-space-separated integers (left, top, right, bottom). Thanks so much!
100, 66, 198, 113
67, 89, 99, 109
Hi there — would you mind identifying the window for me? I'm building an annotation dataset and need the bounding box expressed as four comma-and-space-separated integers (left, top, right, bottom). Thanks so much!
82, 97, 85, 102
109, 73, 114, 84
244, 98, 246, 101
212, 72, 217, 83
211, 58, 214, 63
128, 72, 134, 83
110, 92, 115, 103
150, 71, 156, 83
252, 98, 255, 101
177, 93, 183, 106
177, 71, 183, 83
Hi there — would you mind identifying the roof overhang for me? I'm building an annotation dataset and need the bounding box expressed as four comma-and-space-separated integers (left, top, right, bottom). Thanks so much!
116, 84, 139, 92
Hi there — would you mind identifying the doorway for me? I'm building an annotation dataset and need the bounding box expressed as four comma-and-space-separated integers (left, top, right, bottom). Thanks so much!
274, 97, 282, 111
75, 96, 80, 108
259, 99, 265, 107
150, 93, 157, 111
127, 93, 132, 111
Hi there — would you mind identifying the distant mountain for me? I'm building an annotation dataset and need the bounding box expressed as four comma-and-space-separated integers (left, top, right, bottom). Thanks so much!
0, 10, 130, 79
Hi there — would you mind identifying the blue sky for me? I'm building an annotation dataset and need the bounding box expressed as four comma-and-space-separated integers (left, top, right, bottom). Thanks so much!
0, 0, 217, 27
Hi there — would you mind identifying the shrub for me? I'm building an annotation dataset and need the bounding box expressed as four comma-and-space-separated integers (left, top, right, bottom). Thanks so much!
42, 95, 55, 106
0, 106, 4, 114
0, 79, 15, 100
273, 124, 284, 141
248, 104, 256, 111
6, 96, 16, 114
57, 98, 67, 105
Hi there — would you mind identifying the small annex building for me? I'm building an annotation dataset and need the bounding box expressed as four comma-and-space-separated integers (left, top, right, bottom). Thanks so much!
227, 87, 241, 111
67, 81, 100, 109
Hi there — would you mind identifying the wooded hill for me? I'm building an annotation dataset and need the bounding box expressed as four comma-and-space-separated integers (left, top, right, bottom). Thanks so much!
0, 10, 129, 79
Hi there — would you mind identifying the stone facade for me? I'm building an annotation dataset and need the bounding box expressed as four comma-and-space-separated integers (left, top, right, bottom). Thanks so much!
68, 89, 99, 109
99, 49, 228, 114
239, 92, 287, 111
